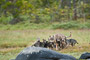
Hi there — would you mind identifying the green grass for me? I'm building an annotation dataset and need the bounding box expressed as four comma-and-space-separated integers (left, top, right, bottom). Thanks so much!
0, 21, 90, 30
0, 29, 90, 60
0, 47, 24, 60
0, 23, 51, 30
51, 21, 90, 29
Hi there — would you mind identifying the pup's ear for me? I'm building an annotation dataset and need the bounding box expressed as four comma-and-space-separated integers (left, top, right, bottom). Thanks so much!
37, 37, 40, 40
49, 35, 51, 37
43, 39, 45, 40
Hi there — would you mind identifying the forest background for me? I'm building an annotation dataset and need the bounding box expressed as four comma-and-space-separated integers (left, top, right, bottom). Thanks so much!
0, 0, 90, 30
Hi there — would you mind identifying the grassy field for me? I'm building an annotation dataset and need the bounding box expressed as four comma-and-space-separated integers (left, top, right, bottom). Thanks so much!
0, 29, 90, 60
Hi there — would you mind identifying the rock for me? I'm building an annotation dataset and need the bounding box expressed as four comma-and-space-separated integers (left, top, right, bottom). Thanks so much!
15, 47, 76, 60
79, 52, 90, 59
11, 59, 15, 60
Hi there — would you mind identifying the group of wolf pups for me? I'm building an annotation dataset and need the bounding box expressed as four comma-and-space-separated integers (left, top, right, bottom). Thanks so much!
32, 32, 78, 50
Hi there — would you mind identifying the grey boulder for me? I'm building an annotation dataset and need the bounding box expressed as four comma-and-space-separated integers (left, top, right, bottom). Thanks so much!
15, 47, 76, 60
79, 52, 90, 59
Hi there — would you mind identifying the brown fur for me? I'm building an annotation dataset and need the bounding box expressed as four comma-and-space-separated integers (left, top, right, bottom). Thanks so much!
48, 32, 71, 50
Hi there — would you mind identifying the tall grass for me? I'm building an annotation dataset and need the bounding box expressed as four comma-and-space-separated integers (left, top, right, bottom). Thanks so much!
0, 30, 90, 60
52, 21, 90, 29
0, 16, 13, 24
0, 21, 90, 30
0, 30, 90, 48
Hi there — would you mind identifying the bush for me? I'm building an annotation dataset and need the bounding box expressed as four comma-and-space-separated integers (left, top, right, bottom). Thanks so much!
0, 20, 90, 30
51, 21, 90, 29
85, 22, 90, 29
0, 16, 13, 24
52, 21, 80, 29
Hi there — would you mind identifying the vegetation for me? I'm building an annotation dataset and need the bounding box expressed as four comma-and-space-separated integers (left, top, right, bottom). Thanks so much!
0, 30, 90, 60
52, 21, 90, 29
0, 21, 90, 30
0, 0, 90, 25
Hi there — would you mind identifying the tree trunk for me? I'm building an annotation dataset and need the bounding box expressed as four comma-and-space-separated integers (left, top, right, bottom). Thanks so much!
73, 0, 77, 20
60, 0, 64, 8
